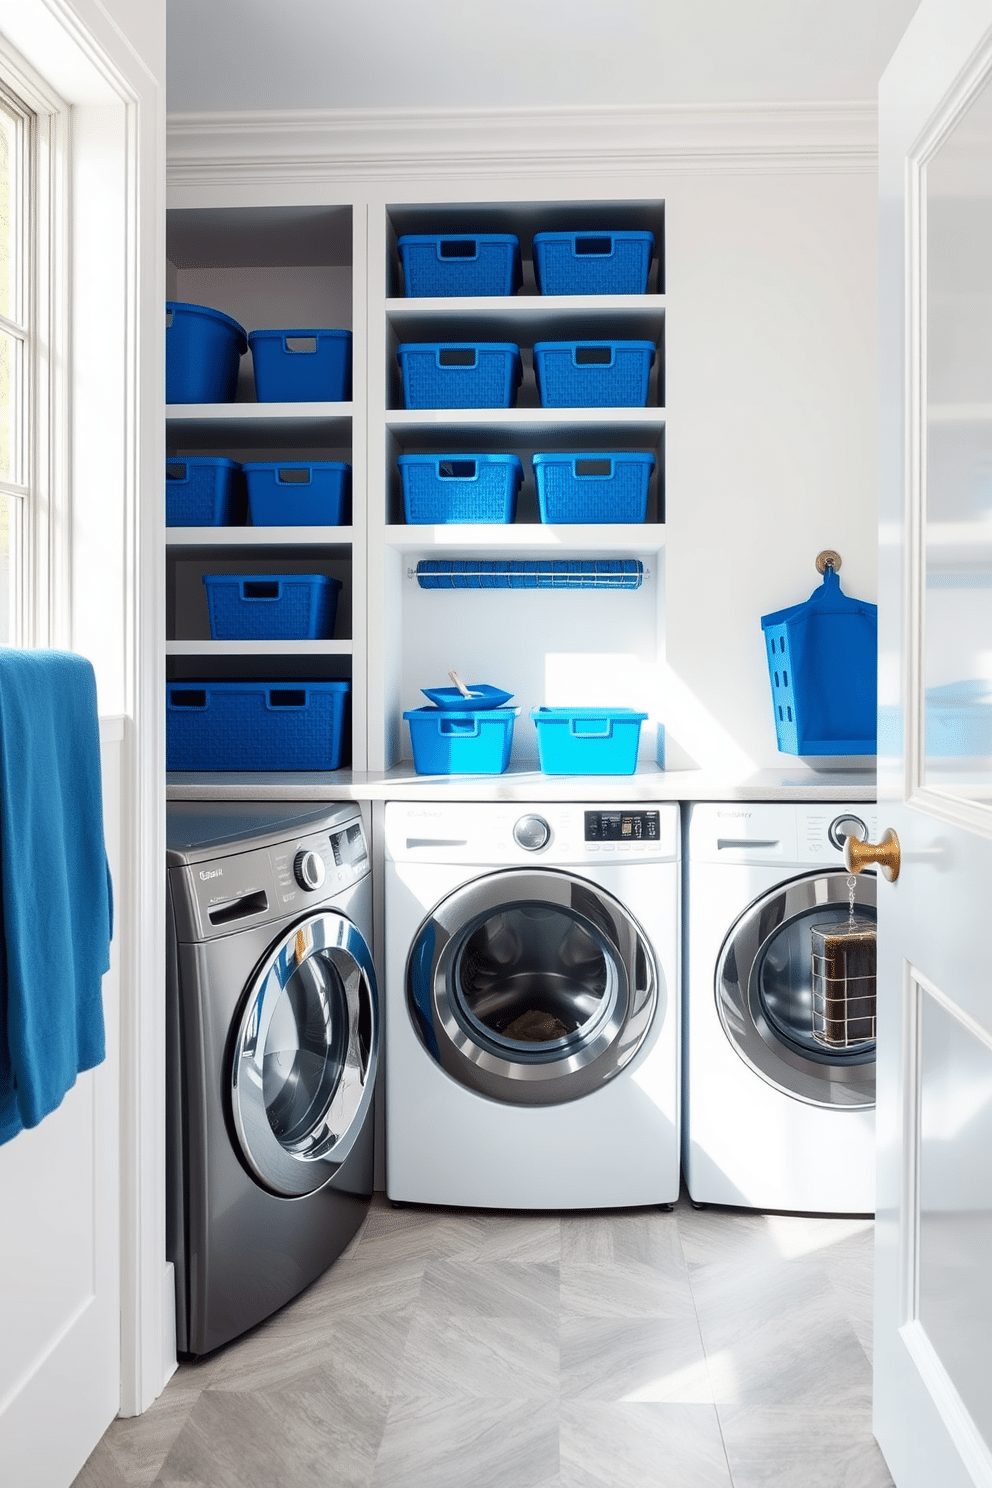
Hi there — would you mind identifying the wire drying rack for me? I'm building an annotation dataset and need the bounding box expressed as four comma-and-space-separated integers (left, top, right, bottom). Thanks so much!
411, 559, 645, 590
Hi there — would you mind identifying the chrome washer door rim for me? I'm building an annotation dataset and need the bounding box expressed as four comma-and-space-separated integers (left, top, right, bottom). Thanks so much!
715, 868, 876, 1109
231, 910, 378, 1196
407, 867, 659, 1107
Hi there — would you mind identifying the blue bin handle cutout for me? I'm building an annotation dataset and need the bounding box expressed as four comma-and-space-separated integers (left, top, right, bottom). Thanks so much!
571, 717, 614, 738
437, 460, 478, 481
276, 467, 312, 484
438, 239, 478, 260
573, 237, 613, 257
439, 717, 481, 738
283, 335, 317, 354
241, 580, 282, 601
573, 345, 615, 367
266, 689, 307, 710
169, 688, 207, 710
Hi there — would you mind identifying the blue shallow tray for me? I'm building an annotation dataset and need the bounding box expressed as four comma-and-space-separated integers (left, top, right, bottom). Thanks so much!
421, 683, 513, 711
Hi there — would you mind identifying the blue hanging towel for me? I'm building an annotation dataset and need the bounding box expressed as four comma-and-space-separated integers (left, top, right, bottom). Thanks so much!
0, 650, 113, 1145
760, 567, 877, 755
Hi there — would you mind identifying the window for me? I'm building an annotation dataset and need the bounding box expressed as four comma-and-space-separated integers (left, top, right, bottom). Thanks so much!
0, 52, 66, 647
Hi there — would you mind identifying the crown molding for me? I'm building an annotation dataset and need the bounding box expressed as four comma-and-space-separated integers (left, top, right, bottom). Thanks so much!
166, 101, 878, 186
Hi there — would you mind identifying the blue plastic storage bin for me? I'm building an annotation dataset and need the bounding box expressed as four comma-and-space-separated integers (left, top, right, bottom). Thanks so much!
531, 707, 647, 774
398, 233, 521, 297
167, 680, 350, 771
248, 328, 352, 402
532, 451, 655, 524
166, 302, 247, 404
243, 462, 351, 526
760, 566, 877, 755
533, 340, 655, 408
202, 573, 341, 640
404, 705, 519, 774
398, 342, 522, 409
399, 453, 523, 524
533, 231, 655, 295
166, 457, 240, 527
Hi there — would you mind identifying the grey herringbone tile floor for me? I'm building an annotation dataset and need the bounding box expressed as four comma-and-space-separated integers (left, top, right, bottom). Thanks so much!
72, 1192, 894, 1488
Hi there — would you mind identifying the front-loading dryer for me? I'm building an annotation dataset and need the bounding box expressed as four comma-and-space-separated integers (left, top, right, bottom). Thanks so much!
166, 801, 379, 1356
384, 800, 680, 1209
683, 800, 877, 1215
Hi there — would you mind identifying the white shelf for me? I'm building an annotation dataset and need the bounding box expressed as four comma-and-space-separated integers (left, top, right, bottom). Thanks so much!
386, 294, 666, 313
166, 526, 353, 546
166, 403, 352, 448
167, 401, 351, 421
166, 640, 352, 656
386, 407, 665, 430
384, 523, 664, 554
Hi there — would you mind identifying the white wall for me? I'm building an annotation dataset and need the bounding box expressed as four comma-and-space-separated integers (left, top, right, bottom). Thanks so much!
665, 167, 879, 774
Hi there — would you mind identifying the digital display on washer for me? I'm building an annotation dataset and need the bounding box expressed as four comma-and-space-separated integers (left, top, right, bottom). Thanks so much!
584, 810, 660, 842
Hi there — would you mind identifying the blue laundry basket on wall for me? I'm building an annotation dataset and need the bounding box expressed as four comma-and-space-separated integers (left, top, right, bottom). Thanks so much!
760, 565, 877, 755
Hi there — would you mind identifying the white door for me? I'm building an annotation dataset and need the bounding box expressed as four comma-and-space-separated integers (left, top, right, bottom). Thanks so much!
876, 2, 992, 1483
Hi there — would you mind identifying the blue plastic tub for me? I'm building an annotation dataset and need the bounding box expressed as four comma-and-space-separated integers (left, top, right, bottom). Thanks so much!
533, 340, 655, 408
532, 451, 655, 524
533, 231, 655, 295
404, 705, 519, 774
166, 457, 241, 527
248, 328, 352, 402
531, 707, 647, 774
202, 573, 341, 640
398, 233, 521, 297
399, 453, 523, 524
398, 342, 521, 409
761, 567, 877, 755
166, 302, 247, 404
167, 680, 350, 771
243, 462, 351, 526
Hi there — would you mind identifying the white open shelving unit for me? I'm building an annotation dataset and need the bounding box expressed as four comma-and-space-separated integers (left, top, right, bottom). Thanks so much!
166, 189, 669, 786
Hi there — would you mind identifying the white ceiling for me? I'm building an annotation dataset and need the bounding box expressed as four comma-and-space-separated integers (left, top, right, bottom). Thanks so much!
167, 0, 923, 115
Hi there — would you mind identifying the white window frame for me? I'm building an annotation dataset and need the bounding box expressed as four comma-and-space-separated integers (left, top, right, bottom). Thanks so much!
0, 40, 69, 649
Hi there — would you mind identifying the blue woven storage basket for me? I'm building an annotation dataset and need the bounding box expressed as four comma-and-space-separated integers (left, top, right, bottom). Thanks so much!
166, 301, 247, 404
399, 454, 523, 524
760, 567, 877, 755
404, 706, 518, 774
398, 234, 521, 297
166, 680, 350, 770
532, 451, 654, 524
166, 457, 240, 527
533, 231, 654, 295
243, 462, 351, 526
533, 340, 655, 408
248, 328, 352, 402
202, 573, 341, 640
398, 343, 521, 409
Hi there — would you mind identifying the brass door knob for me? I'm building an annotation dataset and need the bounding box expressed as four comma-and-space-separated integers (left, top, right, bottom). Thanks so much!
843, 828, 901, 882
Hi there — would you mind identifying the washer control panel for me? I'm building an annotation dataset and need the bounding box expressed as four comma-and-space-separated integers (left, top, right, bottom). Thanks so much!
178, 814, 370, 940
585, 809, 660, 843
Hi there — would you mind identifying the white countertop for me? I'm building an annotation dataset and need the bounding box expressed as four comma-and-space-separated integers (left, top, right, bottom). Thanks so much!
167, 763, 877, 803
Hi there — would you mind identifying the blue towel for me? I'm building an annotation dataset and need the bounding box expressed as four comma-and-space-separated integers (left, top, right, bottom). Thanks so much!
0, 650, 113, 1145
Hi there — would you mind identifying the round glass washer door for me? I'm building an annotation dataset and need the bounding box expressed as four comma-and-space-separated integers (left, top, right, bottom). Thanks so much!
715, 868, 876, 1110
407, 868, 659, 1107
231, 910, 378, 1197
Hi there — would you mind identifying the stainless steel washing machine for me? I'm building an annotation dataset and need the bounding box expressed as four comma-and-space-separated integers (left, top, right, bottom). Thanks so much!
166, 801, 378, 1357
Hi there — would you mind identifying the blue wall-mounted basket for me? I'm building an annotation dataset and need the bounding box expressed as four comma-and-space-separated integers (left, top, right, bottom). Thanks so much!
760, 563, 877, 755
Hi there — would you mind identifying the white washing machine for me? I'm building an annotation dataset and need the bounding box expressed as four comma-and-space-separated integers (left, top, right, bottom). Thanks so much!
384, 800, 681, 1209
683, 800, 878, 1215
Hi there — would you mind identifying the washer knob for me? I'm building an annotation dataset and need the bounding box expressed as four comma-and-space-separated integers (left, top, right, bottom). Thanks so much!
828, 814, 868, 851
294, 848, 326, 891
513, 814, 551, 851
